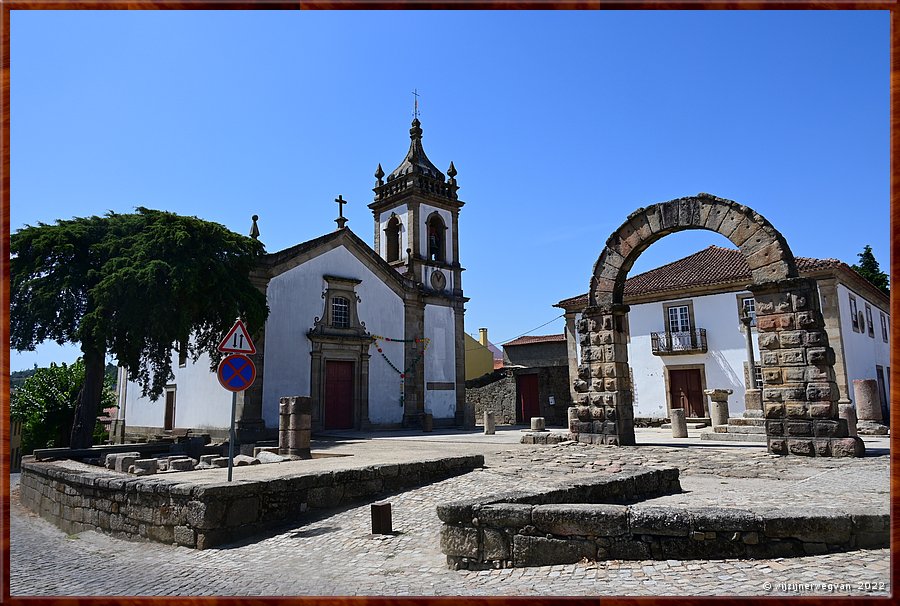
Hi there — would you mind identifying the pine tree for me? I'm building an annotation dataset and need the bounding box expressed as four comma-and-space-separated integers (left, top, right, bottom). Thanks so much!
851, 245, 889, 296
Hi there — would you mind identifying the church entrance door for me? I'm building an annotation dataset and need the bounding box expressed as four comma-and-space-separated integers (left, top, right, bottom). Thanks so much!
517, 374, 540, 424
324, 361, 354, 429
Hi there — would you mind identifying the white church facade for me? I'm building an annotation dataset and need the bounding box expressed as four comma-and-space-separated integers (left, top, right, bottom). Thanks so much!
114, 117, 467, 441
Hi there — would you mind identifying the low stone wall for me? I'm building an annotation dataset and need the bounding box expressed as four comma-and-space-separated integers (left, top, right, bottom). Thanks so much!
438, 470, 888, 569
20, 454, 483, 550
466, 369, 517, 425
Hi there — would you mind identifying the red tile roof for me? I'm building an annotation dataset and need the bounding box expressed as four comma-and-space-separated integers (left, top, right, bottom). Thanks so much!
504, 334, 566, 347
556, 246, 846, 308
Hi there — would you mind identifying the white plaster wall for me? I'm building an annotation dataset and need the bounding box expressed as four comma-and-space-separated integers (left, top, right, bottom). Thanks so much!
836, 283, 891, 400
121, 349, 232, 430
377, 204, 409, 263
419, 204, 453, 263
424, 304, 457, 419
571, 292, 761, 419
262, 246, 405, 427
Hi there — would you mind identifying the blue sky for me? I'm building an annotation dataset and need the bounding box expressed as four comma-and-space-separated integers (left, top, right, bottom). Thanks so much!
10, 10, 889, 371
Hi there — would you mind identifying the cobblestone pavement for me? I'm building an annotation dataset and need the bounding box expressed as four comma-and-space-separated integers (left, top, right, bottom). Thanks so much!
10, 435, 891, 597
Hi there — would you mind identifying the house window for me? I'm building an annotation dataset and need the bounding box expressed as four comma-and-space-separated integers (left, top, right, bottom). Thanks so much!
426, 213, 447, 262
667, 305, 691, 333
384, 214, 401, 262
754, 366, 763, 389
178, 341, 188, 367
332, 297, 350, 329
739, 296, 756, 327
881, 312, 889, 342
849, 295, 859, 332
865, 304, 874, 338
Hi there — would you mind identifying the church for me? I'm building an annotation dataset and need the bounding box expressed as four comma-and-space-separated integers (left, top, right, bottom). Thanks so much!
113, 117, 468, 441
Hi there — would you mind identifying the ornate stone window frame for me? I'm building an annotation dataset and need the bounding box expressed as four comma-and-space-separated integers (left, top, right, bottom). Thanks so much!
307, 275, 374, 431
426, 211, 447, 263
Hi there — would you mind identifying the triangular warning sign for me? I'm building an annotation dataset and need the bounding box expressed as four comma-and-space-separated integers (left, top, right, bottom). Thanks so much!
218, 320, 257, 354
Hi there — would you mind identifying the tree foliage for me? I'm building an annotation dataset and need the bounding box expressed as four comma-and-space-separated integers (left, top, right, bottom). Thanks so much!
11, 359, 117, 454
851, 245, 889, 296
11, 208, 268, 447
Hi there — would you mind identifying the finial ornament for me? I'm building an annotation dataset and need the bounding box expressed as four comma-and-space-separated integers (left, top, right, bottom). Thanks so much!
335, 195, 348, 229
447, 162, 457, 178
250, 215, 260, 239
375, 163, 385, 186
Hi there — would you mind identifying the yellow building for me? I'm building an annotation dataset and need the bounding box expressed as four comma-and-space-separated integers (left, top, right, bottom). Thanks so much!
465, 328, 496, 380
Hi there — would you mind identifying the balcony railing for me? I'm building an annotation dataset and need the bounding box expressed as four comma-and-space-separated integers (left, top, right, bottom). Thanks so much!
651, 329, 708, 355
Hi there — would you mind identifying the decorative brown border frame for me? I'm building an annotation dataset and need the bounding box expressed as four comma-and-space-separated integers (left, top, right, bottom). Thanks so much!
0, 3, 896, 606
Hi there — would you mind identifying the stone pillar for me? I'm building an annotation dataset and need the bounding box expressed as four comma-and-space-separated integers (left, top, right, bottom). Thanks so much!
853, 379, 882, 421
462, 401, 476, 430
705, 389, 732, 427
279, 396, 311, 459
740, 314, 761, 412
403, 298, 426, 428
530, 417, 546, 431
570, 304, 635, 446
670, 409, 688, 438
563, 313, 581, 403
838, 404, 858, 438
483, 411, 495, 435
453, 304, 467, 427
750, 277, 864, 457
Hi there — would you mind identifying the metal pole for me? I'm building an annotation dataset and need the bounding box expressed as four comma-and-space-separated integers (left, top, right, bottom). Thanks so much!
227, 390, 238, 482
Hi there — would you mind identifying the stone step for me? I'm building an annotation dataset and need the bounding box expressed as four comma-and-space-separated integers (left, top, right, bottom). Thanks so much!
742, 410, 764, 419
661, 422, 708, 430
721, 425, 767, 434
727, 418, 765, 427
699, 431, 767, 443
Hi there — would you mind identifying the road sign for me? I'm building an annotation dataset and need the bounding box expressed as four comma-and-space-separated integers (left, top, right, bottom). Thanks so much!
218, 320, 256, 355
217, 354, 256, 392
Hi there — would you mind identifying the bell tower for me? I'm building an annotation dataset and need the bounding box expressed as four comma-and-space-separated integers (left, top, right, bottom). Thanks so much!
368, 117, 465, 297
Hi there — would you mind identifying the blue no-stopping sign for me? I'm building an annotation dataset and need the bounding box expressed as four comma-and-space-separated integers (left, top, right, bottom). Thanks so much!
217, 354, 256, 392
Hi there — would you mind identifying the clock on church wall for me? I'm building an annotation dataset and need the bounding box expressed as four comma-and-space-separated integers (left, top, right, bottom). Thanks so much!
430, 269, 447, 291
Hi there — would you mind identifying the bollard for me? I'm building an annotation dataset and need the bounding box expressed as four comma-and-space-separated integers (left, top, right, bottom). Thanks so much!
853, 379, 882, 421
422, 412, 433, 432
483, 411, 496, 435
371, 501, 392, 534
839, 404, 859, 438
710, 402, 730, 428
530, 417, 546, 431
670, 408, 688, 438
278, 398, 290, 455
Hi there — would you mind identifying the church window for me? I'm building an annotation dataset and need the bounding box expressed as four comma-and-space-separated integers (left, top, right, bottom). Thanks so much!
332, 297, 350, 329
385, 214, 402, 262
426, 213, 447, 262
849, 294, 859, 332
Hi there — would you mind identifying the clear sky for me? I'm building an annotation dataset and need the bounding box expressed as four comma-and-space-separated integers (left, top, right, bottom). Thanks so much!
10, 10, 889, 371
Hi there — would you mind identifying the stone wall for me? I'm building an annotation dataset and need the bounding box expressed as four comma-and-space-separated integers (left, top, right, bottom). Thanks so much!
466, 369, 517, 425
437, 468, 888, 569
20, 454, 483, 550
504, 342, 568, 368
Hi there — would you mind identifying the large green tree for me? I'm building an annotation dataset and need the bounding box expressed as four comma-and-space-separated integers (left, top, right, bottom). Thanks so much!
11, 208, 268, 448
851, 245, 889, 296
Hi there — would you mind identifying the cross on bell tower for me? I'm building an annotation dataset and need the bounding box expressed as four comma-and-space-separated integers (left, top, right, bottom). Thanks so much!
335, 195, 348, 229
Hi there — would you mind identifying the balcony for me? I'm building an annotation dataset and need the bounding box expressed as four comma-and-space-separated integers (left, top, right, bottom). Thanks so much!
651, 329, 708, 355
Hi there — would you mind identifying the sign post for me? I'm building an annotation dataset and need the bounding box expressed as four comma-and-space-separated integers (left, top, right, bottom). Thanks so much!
217, 320, 257, 482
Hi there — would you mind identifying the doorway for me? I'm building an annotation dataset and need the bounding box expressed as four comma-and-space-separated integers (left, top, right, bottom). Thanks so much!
324, 361, 354, 429
164, 387, 176, 430
668, 368, 705, 418
517, 374, 540, 423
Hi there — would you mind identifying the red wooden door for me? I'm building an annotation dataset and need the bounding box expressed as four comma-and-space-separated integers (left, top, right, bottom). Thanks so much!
669, 369, 704, 418
324, 361, 354, 430
517, 374, 540, 423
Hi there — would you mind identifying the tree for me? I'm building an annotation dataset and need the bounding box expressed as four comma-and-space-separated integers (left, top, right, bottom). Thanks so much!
11, 208, 268, 448
11, 359, 117, 454
851, 245, 889, 296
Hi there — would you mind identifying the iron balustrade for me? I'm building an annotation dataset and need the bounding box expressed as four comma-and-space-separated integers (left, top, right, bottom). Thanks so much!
651, 329, 708, 355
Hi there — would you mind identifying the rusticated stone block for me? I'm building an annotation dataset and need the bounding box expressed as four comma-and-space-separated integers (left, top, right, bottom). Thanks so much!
783, 367, 806, 382
590, 379, 605, 392
592, 421, 605, 434
761, 508, 851, 543
701, 200, 729, 231
762, 368, 782, 384
813, 420, 841, 438
605, 407, 617, 421
806, 382, 835, 402
813, 439, 831, 457
440, 525, 480, 559
791, 292, 811, 311
787, 439, 814, 456
781, 385, 806, 401
174, 525, 196, 547
830, 437, 865, 457
728, 216, 764, 248
477, 504, 532, 528
483, 528, 509, 561
758, 333, 780, 349
570, 421, 592, 434
573, 380, 589, 393
779, 331, 803, 347
576, 406, 591, 421
803, 331, 827, 346
763, 403, 785, 419
745, 240, 788, 271
768, 438, 787, 455
786, 421, 812, 436
590, 407, 605, 421
809, 403, 834, 419
761, 351, 779, 366
785, 403, 808, 419
575, 394, 589, 405
628, 506, 692, 536
756, 316, 779, 332
589, 394, 604, 406
795, 311, 818, 329
532, 504, 628, 537
763, 388, 783, 402
805, 365, 831, 382
807, 347, 834, 365
765, 420, 784, 436
577, 365, 591, 381
778, 348, 805, 366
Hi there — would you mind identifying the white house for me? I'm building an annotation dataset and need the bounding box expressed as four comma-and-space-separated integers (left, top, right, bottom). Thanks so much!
114, 117, 468, 441
555, 246, 890, 421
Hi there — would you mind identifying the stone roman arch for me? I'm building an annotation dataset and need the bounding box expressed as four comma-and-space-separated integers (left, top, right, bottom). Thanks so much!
571, 193, 864, 457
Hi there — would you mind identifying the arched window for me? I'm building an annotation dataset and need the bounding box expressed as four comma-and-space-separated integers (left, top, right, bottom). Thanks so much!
331, 296, 350, 328
426, 213, 447, 262
385, 214, 402, 262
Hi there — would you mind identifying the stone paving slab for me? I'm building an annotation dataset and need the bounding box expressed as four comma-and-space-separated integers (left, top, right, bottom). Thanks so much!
9, 431, 890, 597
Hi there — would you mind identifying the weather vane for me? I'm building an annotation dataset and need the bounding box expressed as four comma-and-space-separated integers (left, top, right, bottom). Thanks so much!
412, 88, 420, 119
